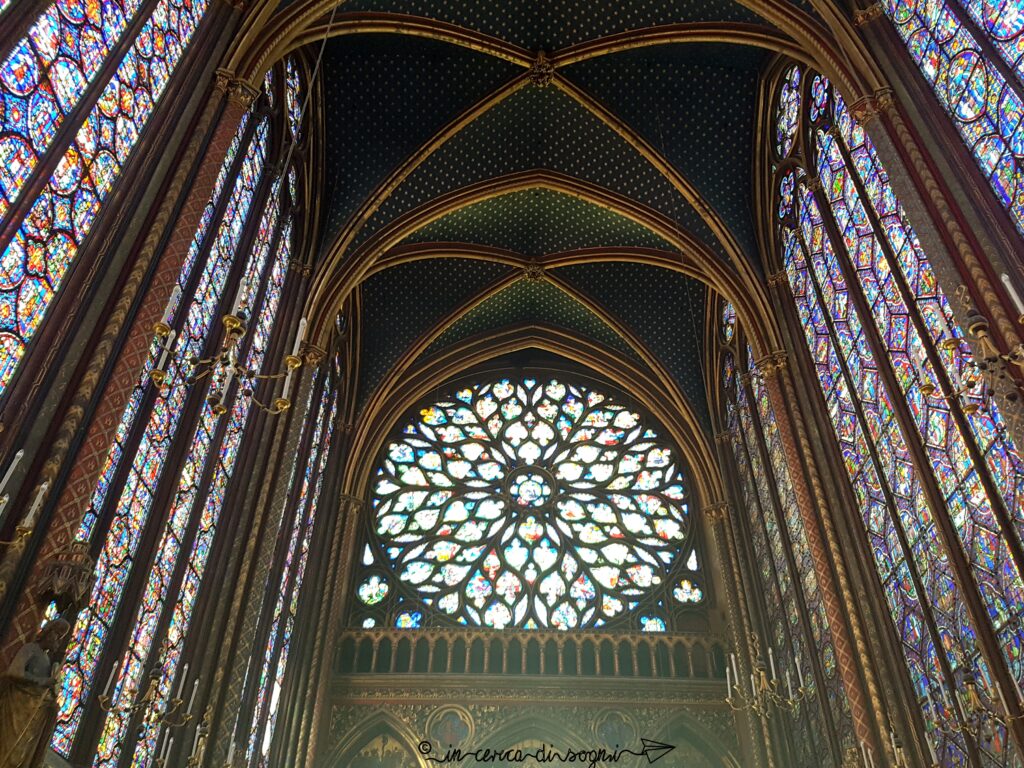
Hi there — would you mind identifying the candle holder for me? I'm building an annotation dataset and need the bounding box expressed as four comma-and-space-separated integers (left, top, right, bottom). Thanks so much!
725, 633, 811, 718
149, 308, 308, 417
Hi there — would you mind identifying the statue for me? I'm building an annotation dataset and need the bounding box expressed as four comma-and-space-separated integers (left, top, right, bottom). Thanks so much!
0, 618, 70, 768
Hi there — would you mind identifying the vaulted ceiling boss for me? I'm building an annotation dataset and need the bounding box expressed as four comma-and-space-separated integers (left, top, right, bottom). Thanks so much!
0, 1, 1022, 767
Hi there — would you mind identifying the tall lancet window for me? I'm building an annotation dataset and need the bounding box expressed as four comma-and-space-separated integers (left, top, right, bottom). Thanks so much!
353, 375, 705, 633
0, 0, 212, 394
245, 354, 339, 768
51, 61, 307, 767
879, 1, 1024, 233
719, 318, 852, 765
771, 62, 1024, 766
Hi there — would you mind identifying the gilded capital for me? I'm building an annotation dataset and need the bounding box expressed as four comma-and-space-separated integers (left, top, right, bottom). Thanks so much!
703, 502, 730, 523
852, 3, 884, 25
767, 269, 788, 288
300, 342, 327, 366
226, 77, 259, 108
754, 350, 788, 378
714, 429, 735, 445
523, 262, 546, 281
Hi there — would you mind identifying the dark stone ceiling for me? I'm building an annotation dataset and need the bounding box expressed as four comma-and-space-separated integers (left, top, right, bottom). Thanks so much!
309, 1, 791, 435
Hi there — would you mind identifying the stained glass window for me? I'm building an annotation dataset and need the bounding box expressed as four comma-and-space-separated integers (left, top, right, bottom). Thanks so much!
247, 355, 338, 766
880, 0, 1024, 234
355, 376, 703, 631
53, 64, 302, 764
771, 63, 1024, 764
724, 344, 851, 768
0, 0, 210, 397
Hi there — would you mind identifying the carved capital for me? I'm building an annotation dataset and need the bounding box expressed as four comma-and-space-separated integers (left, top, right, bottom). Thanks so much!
226, 77, 259, 108
754, 350, 789, 378
300, 342, 327, 366
703, 502, 730, 523
767, 269, 788, 288
339, 493, 364, 511
853, 3, 884, 25
213, 68, 234, 94
714, 429, 735, 445
804, 175, 823, 193
849, 90, 895, 126
529, 51, 555, 87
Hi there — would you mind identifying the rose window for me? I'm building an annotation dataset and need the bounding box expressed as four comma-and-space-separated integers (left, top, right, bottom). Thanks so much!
355, 376, 703, 631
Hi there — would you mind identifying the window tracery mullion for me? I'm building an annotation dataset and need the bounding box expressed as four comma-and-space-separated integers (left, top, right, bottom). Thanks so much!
825, 121, 1024, 585
0, 0, 165, 241
727, 391, 836, 764
737, 369, 854, 756
788, 217, 983, 764
805, 166, 1024, 748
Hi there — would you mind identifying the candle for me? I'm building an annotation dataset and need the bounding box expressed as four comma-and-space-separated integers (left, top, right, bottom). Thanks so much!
24, 481, 49, 528
161, 285, 182, 327
175, 663, 188, 699
796, 661, 804, 689
156, 330, 176, 372
163, 736, 174, 761
786, 669, 794, 700
220, 366, 235, 402
0, 449, 23, 496
280, 370, 294, 403
726, 664, 732, 698
158, 731, 168, 760
926, 735, 939, 764
730, 653, 739, 686
860, 741, 869, 768
187, 678, 198, 712
1001, 272, 1024, 318
750, 672, 756, 697
768, 648, 776, 680
291, 317, 307, 358
230, 279, 248, 317
867, 745, 876, 768
103, 666, 116, 697
191, 722, 202, 755
227, 740, 236, 762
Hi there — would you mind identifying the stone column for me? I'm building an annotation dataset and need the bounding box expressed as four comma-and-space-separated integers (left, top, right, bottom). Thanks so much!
704, 501, 771, 768
304, 494, 361, 768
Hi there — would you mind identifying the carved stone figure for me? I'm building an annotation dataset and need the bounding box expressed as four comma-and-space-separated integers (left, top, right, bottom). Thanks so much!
0, 619, 70, 768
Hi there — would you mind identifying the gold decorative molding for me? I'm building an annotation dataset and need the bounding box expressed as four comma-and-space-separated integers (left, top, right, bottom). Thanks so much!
522, 261, 546, 281
300, 342, 327, 366
852, 3, 884, 26
766, 269, 788, 288
703, 502, 730, 523
226, 77, 259, 108
848, 88, 895, 125
528, 51, 555, 87
804, 176, 823, 193
753, 350, 788, 378
714, 429, 735, 445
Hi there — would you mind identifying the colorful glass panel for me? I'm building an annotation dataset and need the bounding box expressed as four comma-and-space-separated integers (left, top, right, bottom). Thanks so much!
52, 117, 268, 757
285, 56, 301, 141
775, 64, 801, 157
811, 112, 1024, 709
248, 352, 337, 765
725, 357, 829, 765
783, 195, 972, 763
95, 172, 284, 768
0, 0, 210, 396
367, 377, 692, 630
0, 0, 146, 219
882, 0, 1024, 234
